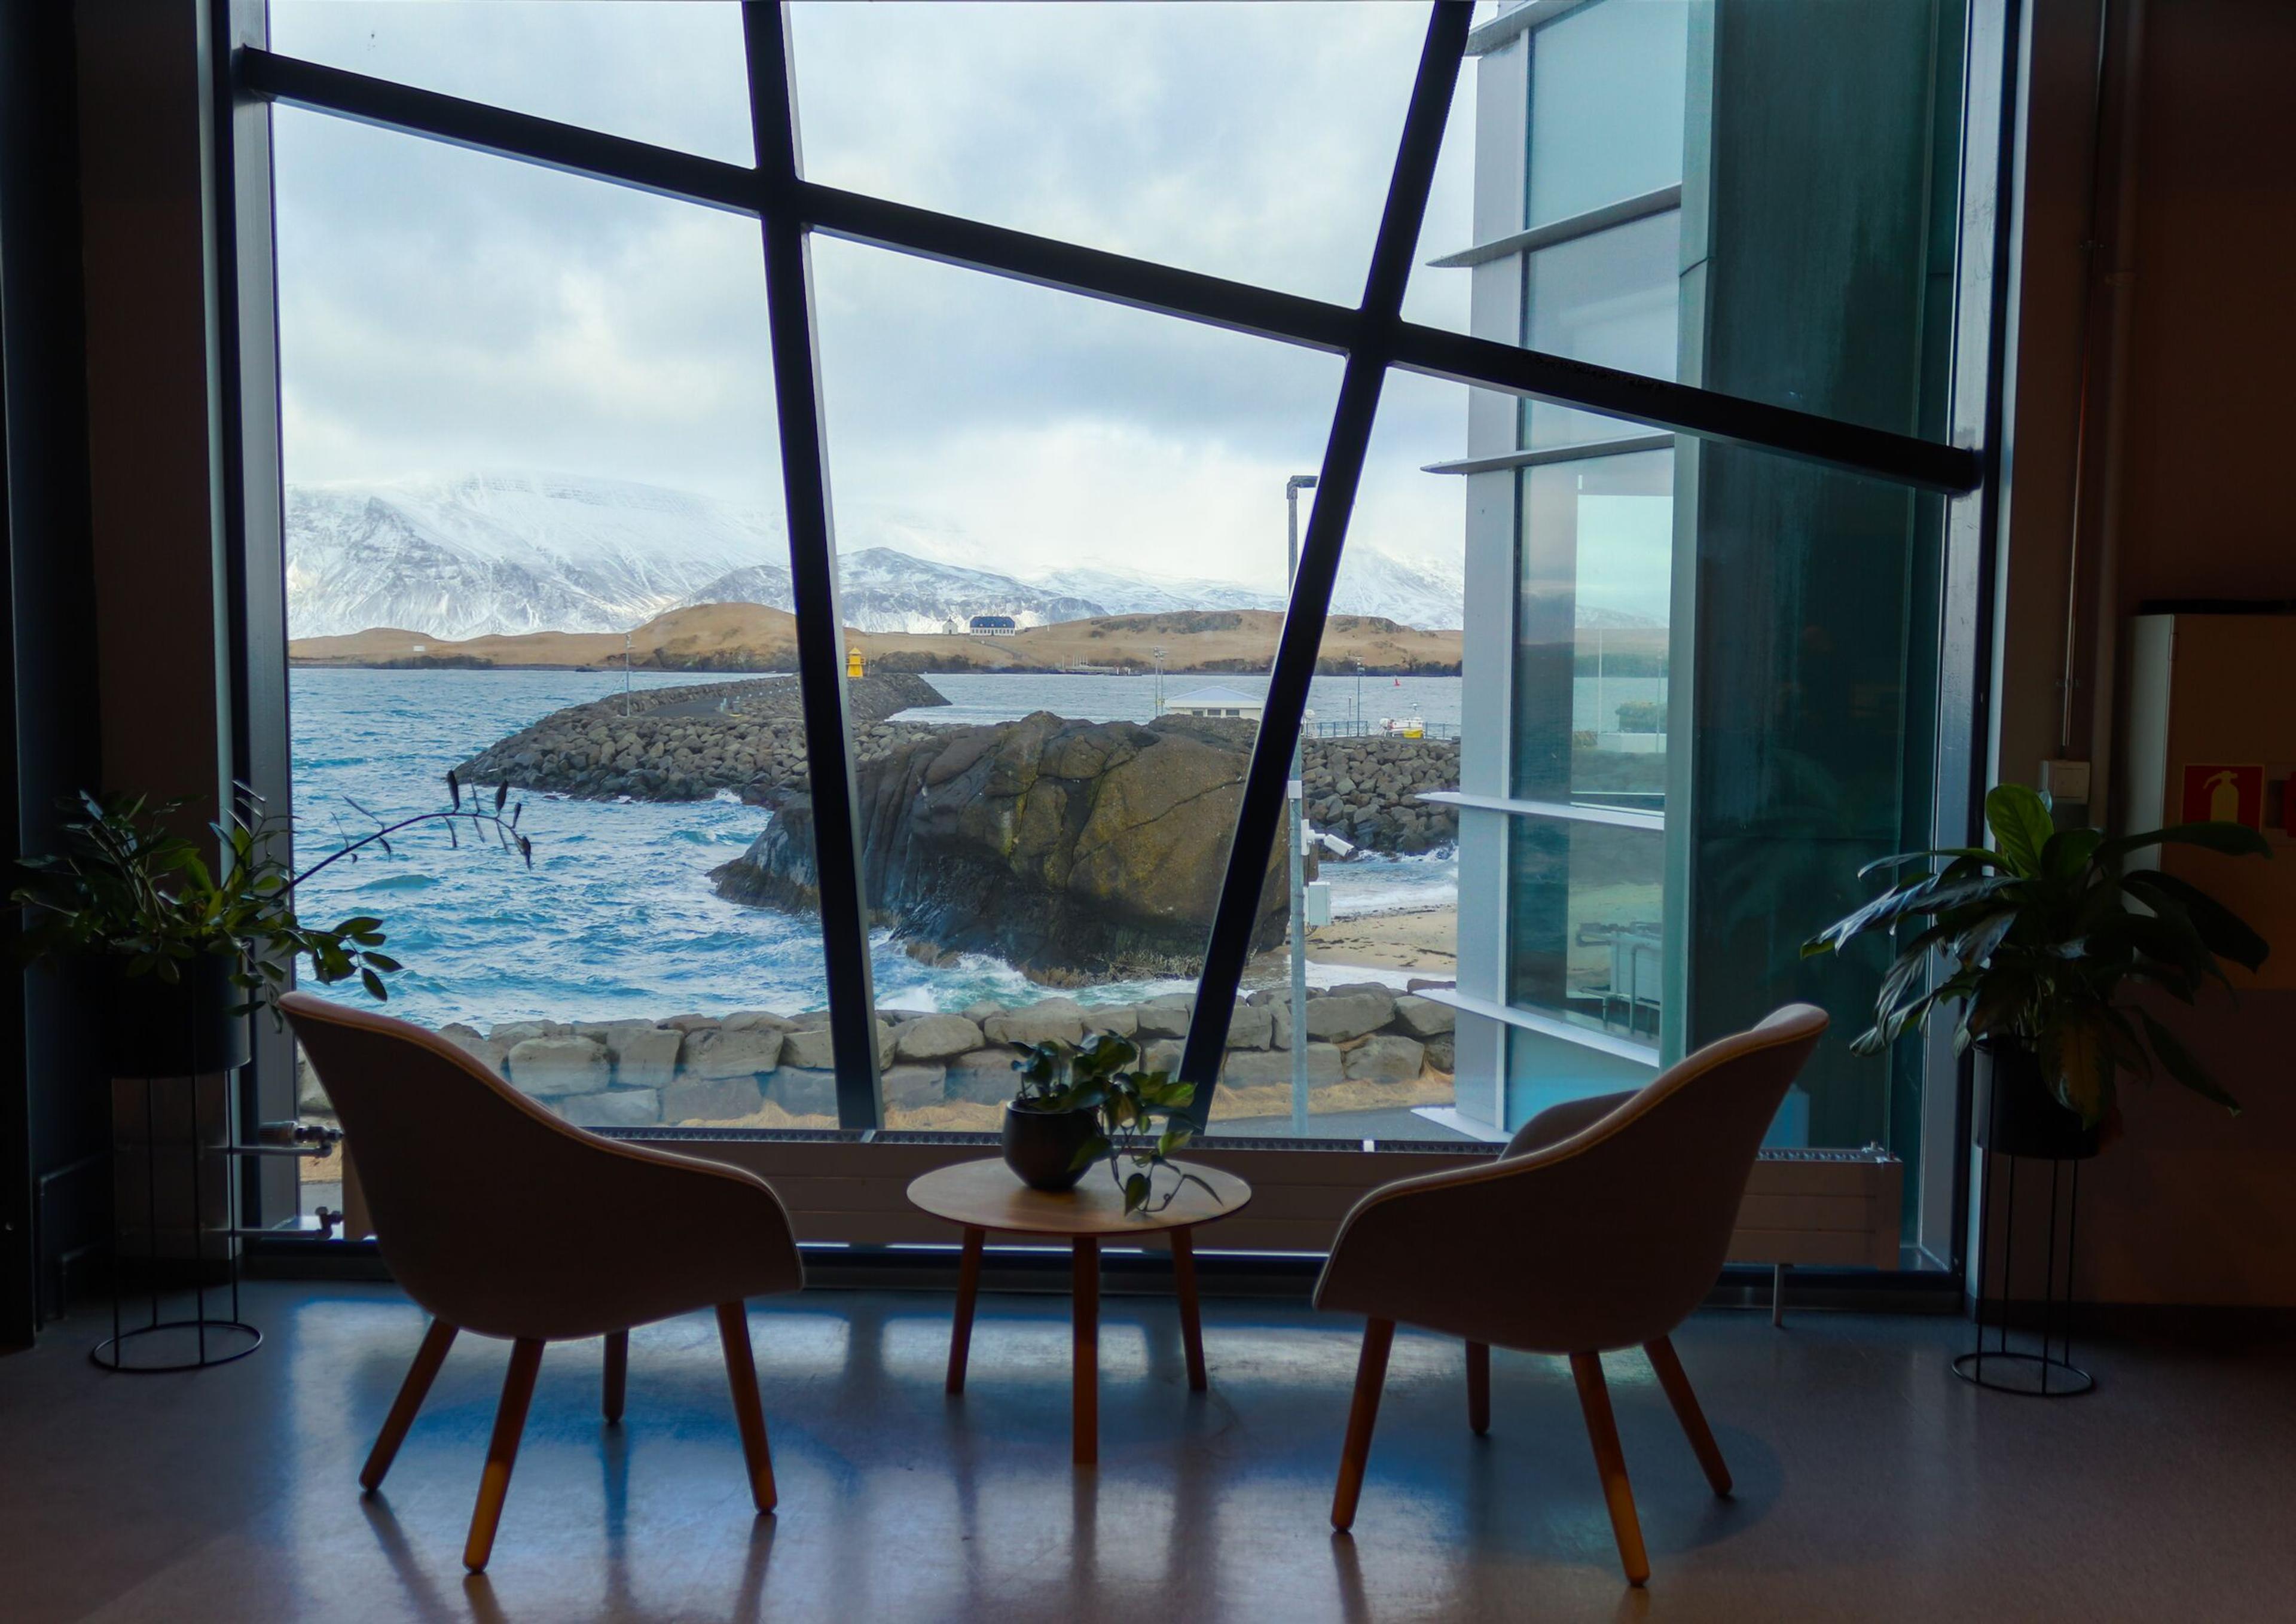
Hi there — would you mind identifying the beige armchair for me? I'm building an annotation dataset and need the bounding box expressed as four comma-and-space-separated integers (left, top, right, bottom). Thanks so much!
1315, 1004, 1828, 1585
280, 993, 804, 1571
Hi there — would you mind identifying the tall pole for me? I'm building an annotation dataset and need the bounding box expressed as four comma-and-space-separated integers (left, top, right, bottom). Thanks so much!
1286, 474, 1318, 1136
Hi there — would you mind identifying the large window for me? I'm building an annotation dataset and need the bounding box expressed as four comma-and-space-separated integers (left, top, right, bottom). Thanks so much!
237, 1, 1998, 1246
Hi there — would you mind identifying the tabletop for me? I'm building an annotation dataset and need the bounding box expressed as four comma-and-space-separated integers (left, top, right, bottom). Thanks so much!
906, 1156, 1252, 1237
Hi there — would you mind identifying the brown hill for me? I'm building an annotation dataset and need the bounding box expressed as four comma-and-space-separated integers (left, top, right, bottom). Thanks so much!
289, 604, 1465, 675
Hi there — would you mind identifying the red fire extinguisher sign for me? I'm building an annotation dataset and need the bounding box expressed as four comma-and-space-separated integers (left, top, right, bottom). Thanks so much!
2179, 763, 2265, 829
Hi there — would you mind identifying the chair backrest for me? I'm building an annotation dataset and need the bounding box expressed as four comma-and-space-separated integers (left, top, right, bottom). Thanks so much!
1319, 1005, 1828, 1353
281, 991, 798, 1339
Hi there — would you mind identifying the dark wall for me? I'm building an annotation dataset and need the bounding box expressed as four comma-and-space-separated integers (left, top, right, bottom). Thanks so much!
1, 0, 104, 1350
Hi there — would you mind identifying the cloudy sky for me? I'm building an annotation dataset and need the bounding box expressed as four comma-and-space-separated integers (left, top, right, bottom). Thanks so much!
268, 2, 1596, 612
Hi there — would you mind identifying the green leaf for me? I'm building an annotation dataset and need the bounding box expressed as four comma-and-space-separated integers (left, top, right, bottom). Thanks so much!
2099, 821, 2273, 862
1857, 847, 2006, 880
1984, 783, 2056, 877
2040, 1018, 2112, 1127
1122, 1172, 1150, 1216
2138, 1009, 2240, 1113
1067, 1135, 1112, 1171
2121, 870, 2270, 972
359, 967, 388, 1002
2039, 827, 2103, 883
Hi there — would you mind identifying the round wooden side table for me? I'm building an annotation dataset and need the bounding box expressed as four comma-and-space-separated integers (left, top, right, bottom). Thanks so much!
906, 1156, 1253, 1466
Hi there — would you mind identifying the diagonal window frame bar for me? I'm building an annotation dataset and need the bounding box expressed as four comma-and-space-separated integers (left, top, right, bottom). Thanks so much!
231, 1, 1989, 1134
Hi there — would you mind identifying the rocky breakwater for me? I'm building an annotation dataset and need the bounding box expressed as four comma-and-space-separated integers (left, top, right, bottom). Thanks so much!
315, 982, 1460, 1131
1300, 735, 1458, 854
453, 671, 948, 805
712, 711, 1296, 984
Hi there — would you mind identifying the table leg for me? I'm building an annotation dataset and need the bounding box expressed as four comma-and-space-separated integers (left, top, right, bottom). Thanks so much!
1171, 1228, 1207, 1391
1073, 1235, 1100, 1467
947, 1226, 985, 1395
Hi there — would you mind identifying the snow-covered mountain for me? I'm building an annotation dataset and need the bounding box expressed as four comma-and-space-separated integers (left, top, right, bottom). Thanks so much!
285, 471, 1474, 640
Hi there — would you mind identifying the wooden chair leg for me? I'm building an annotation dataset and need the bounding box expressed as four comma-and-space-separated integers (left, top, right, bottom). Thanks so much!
361, 1318, 458, 1492
1171, 1227, 1208, 1392
463, 1338, 544, 1573
947, 1226, 985, 1394
716, 1301, 777, 1514
1644, 1334, 1732, 1496
603, 1329, 629, 1425
1569, 1351, 1649, 1587
1465, 1339, 1491, 1436
1331, 1317, 1395, 1531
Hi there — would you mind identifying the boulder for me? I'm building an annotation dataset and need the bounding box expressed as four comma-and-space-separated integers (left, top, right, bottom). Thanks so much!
1225, 1002, 1272, 1049
1081, 1003, 1138, 1039
1305, 988, 1396, 1043
489, 1019, 567, 1046
1344, 1034, 1426, 1083
723, 1010, 793, 1034
661, 1014, 722, 1033
1389, 994, 1455, 1037
1422, 1033, 1456, 1073
767, 1069, 838, 1117
1142, 1039, 1184, 1075
780, 1019, 894, 1070
982, 998, 1088, 1048
295, 1051, 333, 1115
1222, 1044, 1343, 1086
960, 1000, 1004, 1025
607, 1025, 683, 1088
711, 713, 1299, 982
946, 1046, 1023, 1104
881, 1063, 948, 1111
894, 1013, 984, 1063
661, 1075, 764, 1124
506, 1036, 610, 1097
1134, 996, 1195, 1039
555, 1088, 660, 1128
680, 1026, 784, 1080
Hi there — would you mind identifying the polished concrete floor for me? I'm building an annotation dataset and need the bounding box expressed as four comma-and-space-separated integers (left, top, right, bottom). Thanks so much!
3, 1281, 2291, 1622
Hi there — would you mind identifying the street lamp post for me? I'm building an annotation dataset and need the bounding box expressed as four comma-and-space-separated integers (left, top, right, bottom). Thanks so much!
1152, 646, 1167, 716
1285, 474, 1318, 1137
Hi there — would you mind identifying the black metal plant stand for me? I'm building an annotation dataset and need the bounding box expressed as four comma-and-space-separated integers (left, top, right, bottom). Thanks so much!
1954, 1072, 2094, 1397
91, 1005, 261, 1373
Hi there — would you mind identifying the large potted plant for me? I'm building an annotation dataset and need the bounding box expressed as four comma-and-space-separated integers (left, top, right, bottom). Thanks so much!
1006, 1032, 1220, 1214
13, 776, 533, 1073
1805, 783, 2270, 1156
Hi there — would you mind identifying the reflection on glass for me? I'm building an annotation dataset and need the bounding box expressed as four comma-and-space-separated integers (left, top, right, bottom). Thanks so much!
1525, 0, 1690, 227
1522, 212, 1682, 448
1506, 817, 1665, 1039
269, 1, 755, 163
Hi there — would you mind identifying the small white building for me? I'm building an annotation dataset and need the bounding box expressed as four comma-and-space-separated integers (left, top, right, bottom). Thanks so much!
1164, 685, 1264, 721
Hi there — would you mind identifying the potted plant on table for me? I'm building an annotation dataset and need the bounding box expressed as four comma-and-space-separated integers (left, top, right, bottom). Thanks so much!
1804, 783, 2270, 1155
1006, 1032, 1220, 1214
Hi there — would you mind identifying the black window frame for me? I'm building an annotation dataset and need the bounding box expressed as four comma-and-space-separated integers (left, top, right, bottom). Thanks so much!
218, 0, 1992, 1146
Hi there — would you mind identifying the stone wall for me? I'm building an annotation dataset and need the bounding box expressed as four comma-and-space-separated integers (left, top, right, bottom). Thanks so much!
1301, 735, 1459, 853
297, 985, 1460, 1131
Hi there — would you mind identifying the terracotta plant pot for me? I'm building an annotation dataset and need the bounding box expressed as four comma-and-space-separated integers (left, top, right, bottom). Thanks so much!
1001, 1103, 1100, 1193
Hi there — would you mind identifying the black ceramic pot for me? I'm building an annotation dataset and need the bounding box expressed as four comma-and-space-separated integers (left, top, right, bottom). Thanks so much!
104, 955, 252, 1077
1002, 1104, 1100, 1193
1976, 1040, 2101, 1161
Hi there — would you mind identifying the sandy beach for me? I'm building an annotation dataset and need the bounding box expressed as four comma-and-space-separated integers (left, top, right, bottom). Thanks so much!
1306, 903, 1457, 978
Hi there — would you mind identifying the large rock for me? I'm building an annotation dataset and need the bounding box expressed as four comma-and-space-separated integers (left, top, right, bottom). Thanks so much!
1389, 994, 1455, 1037
662, 1075, 763, 1124
437, 1022, 507, 1076
607, 1025, 684, 1087
881, 1064, 947, 1110
1423, 1033, 1456, 1073
712, 713, 1299, 983
982, 998, 1088, 1048
506, 1036, 610, 1097
767, 1069, 838, 1116
946, 1046, 1024, 1103
1222, 1044, 1343, 1086
1225, 1003, 1272, 1050
1081, 1004, 1138, 1039
1134, 996, 1194, 1039
893, 1013, 984, 1063
1344, 1034, 1425, 1083
780, 1019, 894, 1070
1305, 988, 1396, 1043
555, 1088, 660, 1127
490, 1019, 567, 1046
680, 1026, 785, 1080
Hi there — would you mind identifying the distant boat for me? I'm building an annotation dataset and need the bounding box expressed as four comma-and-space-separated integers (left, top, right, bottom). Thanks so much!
1380, 716, 1425, 738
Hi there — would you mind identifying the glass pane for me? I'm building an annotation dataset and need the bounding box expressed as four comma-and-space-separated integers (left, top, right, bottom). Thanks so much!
781, 239, 1338, 1131
787, 1, 1426, 306
1521, 212, 1682, 450
1505, 816, 1664, 1039
274, 113, 838, 1220
268, 1, 754, 163
1525, 0, 1690, 227
1409, 0, 1966, 441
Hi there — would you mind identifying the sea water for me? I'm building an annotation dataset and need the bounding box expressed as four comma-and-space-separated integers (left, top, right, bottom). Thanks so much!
288, 667, 1469, 1028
